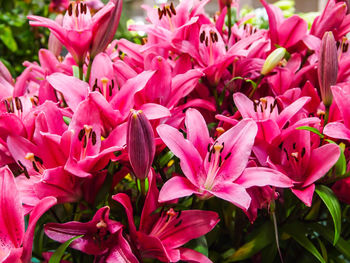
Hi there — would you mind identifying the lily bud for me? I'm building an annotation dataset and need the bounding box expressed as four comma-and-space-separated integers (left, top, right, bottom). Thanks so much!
261, 47, 286, 75
318, 31, 338, 107
90, 0, 123, 58
218, 0, 232, 10
127, 110, 155, 180
48, 14, 63, 57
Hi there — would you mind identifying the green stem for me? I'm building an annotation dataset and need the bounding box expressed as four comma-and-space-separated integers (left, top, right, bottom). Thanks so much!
85, 58, 93, 83
227, 5, 232, 40
140, 179, 146, 197
324, 105, 330, 127
248, 74, 263, 99
78, 65, 84, 81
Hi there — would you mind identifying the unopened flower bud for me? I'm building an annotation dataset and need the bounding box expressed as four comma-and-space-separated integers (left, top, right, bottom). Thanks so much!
218, 0, 232, 10
48, 14, 63, 57
261, 47, 286, 75
318, 31, 338, 107
90, 0, 123, 58
127, 110, 155, 180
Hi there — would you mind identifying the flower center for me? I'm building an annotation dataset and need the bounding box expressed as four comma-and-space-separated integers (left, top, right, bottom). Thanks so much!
24, 152, 45, 175
78, 125, 97, 159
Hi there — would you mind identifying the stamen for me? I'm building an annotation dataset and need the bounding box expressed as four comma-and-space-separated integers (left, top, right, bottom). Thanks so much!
301, 147, 306, 157
32, 161, 40, 172
4, 100, 10, 113
91, 131, 97, 146
224, 152, 231, 160
158, 8, 163, 19
200, 31, 205, 43
174, 219, 182, 227
170, 2, 176, 15
34, 155, 44, 165
293, 143, 296, 149
166, 7, 172, 18
68, 3, 73, 16
176, 210, 182, 219
75, 4, 79, 17
78, 129, 85, 141
15, 97, 23, 112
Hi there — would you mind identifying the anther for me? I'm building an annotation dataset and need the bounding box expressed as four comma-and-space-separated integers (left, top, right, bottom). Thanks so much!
166, 7, 172, 18
207, 143, 211, 152
176, 210, 182, 219
170, 2, 176, 15
174, 219, 182, 227
34, 155, 43, 165
75, 4, 79, 17
32, 161, 40, 173
15, 97, 23, 112
224, 152, 231, 160
200, 31, 205, 43
78, 129, 85, 141
92, 131, 97, 146
293, 143, 296, 149
301, 147, 306, 157
4, 100, 11, 113
80, 2, 84, 13
205, 37, 209, 47
214, 32, 218, 42
68, 3, 73, 16
219, 156, 222, 167
220, 142, 224, 153
158, 8, 163, 19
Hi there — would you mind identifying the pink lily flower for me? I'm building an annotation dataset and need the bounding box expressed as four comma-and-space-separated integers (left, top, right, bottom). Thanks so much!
268, 130, 340, 206
324, 84, 350, 140
113, 170, 219, 262
157, 108, 293, 211
233, 92, 310, 144
260, 0, 308, 49
28, 1, 115, 65
45, 206, 138, 262
0, 166, 56, 263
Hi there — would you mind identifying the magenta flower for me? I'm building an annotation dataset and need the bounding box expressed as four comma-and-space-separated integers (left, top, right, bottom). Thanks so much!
113, 170, 219, 262
233, 92, 311, 144
28, 1, 115, 65
0, 166, 56, 263
45, 206, 138, 262
324, 85, 350, 140
268, 130, 340, 206
157, 108, 293, 211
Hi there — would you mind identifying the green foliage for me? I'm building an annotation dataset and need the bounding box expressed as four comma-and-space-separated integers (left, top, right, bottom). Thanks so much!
0, 0, 50, 76
315, 185, 342, 245
48, 235, 84, 263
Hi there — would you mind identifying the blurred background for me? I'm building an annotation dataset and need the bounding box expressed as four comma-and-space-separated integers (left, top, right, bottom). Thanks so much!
0, 0, 324, 76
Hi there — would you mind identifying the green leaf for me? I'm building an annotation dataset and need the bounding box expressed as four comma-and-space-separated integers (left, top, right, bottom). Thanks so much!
328, 142, 346, 176
49, 235, 83, 263
0, 25, 18, 52
159, 151, 174, 168
226, 222, 274, 262
189, 236, 208, 257
296, 126, 324, 138
315, 185, 341, 245
72, 66, 80, 79
283, 222, 326, 263
63, 116, 71, 126
310, 223, 350, 260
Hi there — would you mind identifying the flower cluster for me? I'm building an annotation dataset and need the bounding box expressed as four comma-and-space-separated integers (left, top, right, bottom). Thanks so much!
1, 0, 350, 262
